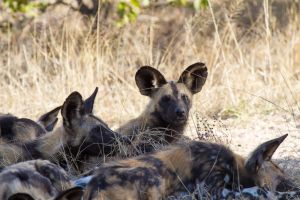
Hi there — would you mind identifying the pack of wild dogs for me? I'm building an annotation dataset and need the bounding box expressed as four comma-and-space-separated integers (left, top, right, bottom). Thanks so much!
0, 62, 299, 200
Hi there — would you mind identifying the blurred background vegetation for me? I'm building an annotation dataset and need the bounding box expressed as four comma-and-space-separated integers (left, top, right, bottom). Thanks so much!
1, 0, 209, 30
0, 0, 299, 124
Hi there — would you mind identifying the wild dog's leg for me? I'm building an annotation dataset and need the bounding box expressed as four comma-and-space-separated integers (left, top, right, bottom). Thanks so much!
202, 170, 231, 199
221, 187, 267, 200
221, 187, 300, 200
147, 187, 163, 200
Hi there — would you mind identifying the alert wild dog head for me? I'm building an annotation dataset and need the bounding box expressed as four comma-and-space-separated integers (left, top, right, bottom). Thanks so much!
0, 159, 83, 200
0, 107, 60, 144
0, 88, 129, 172
82, 134, 299, 200
117, 62, 208, 144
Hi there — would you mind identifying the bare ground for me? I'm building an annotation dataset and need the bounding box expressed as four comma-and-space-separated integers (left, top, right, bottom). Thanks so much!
184, 112, 300, 184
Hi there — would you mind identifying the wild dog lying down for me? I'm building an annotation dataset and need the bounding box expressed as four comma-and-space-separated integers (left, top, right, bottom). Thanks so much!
0, 106, 60, 144
0, 159, 83, 200
0, 88, 130, 172
116, 63, 208, 155
81, 134, 299, 200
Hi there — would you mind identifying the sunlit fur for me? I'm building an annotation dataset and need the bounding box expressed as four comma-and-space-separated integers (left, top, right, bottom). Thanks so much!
116, 63, 208, 156
0, 89, 128, 172
0, 160, 72, 200
83, 134, 298, 200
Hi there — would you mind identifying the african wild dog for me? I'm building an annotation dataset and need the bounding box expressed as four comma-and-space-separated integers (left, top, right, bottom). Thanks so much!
0, 106, 60, 144
0, 159, 83, 200
116, 62, 208, 154
81, 134, 299, 200
0, 88, 130, 172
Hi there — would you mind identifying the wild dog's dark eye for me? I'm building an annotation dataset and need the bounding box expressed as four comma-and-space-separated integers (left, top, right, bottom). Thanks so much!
181, 94, 190, 106
161, 95, 171, 102
181, 94, 188, 100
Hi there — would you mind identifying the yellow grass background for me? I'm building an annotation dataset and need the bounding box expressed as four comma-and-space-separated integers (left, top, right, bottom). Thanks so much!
0, 0, 299, 131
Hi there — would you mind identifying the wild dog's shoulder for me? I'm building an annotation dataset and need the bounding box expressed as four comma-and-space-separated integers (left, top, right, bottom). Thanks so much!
116, 117, 142, 136
187, 140, 235, 161
0, 107, 60, 144
85, 160, 167, 200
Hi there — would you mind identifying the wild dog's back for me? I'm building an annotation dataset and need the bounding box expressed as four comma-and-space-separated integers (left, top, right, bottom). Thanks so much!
83, 146, 189, 200
83, 135, 299, 200
0, 114, 45, 143
0, 106, 60, 144
0, 159, 72, 200
83, 141, 237, 200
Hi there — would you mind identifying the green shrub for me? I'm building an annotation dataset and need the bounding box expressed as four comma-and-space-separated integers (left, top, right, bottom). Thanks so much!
116, 0, 208, 26
3, 0, 48, 15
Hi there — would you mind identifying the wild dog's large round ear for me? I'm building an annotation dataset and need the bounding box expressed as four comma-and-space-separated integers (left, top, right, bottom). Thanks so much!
61, 92, 84, 129
38, 106, 61, 132
135, 66, 167, 97
178, 62, 208, 94
8, 193, 34, 200
83, 87, 98, 114
245, 134, 288, 174
54, 187, 83, 200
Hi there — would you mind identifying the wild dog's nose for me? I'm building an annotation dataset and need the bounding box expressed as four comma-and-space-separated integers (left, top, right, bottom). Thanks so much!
176, 109, 186, 118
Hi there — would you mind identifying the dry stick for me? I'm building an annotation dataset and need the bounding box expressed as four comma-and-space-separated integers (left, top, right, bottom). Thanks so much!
263, 0, 272, 85
149, 18, 154, 66
207, 0, 237, 106
279, 70, 300, 120
224, 13, 244, 66
96, 1, 101, 82
237, 89, 291, 114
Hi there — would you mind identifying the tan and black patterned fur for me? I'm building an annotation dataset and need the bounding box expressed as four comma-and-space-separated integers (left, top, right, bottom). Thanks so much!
0, 159, 83, 200
0, 88, 129, 172
83, 134, 299, 200
116, 63, 208, 155
0, 106, 60, 144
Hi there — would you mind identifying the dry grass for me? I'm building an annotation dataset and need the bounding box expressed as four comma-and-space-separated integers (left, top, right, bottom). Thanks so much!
0, 0, 300, 196
0, 0, 299, 124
